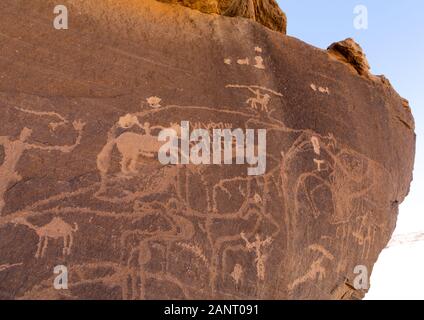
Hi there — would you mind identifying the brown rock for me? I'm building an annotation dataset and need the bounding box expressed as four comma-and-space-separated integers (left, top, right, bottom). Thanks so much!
328, 38, 371, 77
158, 0, 287, 33
0, 0, 415, 299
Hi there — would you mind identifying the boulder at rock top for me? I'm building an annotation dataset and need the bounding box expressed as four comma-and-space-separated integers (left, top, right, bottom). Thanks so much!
158, 0, 287, 33
0, 0, 415, 300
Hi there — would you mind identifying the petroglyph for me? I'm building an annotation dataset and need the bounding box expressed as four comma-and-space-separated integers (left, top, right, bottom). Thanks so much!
310, 83, 330, 95
288, 244, 334, 291
14, 107, 68, 131
230, 264, 243, 286
116, 200, 196, 299
290, 133, 386, 225
319, 87, 330, 94
12, 217, 78, 258
311, 136, 321, 155
289, 259, 327, 291
58, 92, 388, 299
0, 105, 395, 299
241, 233, 273, 281
254, 47, 265, 69
237, 58, 249, 65
0, 89, 398, 300
352, 213, 380, 259
309, 244, 335, 261
0, 263, 22, 272
147, 96, 162, 108
191, 121, 232, 131
116, 130, 164, 172
0, 108, 85, 215
0, 0, 414, 301
226, 85, 283, 114
247, 92, 271, 112
254, 56, 265, 69
96, 112, 178, 192
313, 159, 326, 172
176, 242, 209, 267
118, 114, 142, 128
225, 47, 266, 70
40, 98, 390, 299
253, 193, 262, 204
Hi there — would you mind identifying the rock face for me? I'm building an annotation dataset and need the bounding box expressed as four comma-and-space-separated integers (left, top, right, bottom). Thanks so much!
0, 0, 415, 299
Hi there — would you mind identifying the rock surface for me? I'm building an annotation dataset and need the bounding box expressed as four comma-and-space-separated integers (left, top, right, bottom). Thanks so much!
0, 0, 415, 299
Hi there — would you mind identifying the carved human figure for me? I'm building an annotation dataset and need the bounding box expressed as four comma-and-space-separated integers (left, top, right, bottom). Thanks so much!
246, 89, 271, 112
0, 128, 33, 214
0, 119, 85, 215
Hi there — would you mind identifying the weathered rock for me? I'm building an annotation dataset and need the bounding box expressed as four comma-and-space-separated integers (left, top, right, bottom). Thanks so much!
0, 0, 415, 299
158, 0, 287, 33
328, 38, 371, 77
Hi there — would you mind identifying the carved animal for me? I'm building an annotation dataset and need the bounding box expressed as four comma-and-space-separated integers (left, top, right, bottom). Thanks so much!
13, 217, 78, 258
115, 132, 164, 173
97, 117, 170, 177
246, 92, 271, 112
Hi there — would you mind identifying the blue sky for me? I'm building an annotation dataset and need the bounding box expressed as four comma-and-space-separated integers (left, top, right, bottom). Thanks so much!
277, 0, 424, 298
